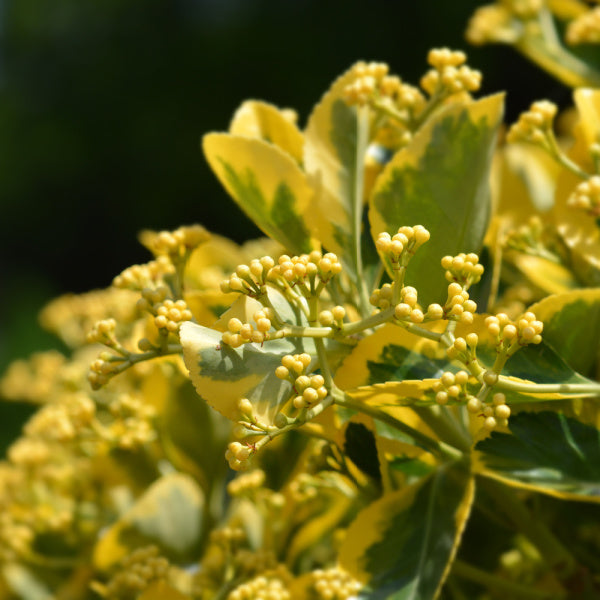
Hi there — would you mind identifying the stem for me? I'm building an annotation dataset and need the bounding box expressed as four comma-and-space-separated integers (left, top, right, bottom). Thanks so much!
545, 131, 590, 180
314, 337, 334, 390
335, 391, 463, 461
452, 559, 566, 599
481, 478, 576, 579
354, 105, 372, 318
341, 306, 395, 336
516, 36, 600, 88
493, 376, 600, 397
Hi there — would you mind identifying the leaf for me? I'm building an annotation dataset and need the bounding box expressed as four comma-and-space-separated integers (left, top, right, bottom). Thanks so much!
339, 462, 475, 599
335, 323, 447, 390
203, 133, 315, 254
229, 99, 304, 163
509, 253, 579, 296
528, 289, 600, 377
369, 94, 504, 306
304, 63, 370, 280
180, 321, 297, 423
93, 473, 204, 570
345, 422, 381, 482
476, 411, 600, 502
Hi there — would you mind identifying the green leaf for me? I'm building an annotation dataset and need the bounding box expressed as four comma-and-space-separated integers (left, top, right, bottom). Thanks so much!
203, 133, 314, 254
229, 99, 304, 164
528, 289, 600, 378
476, 411, 600, 502
345, 422, 381, 482
304, 64, 370, 281
340, 462, 474, 599
369, 94, 504, 306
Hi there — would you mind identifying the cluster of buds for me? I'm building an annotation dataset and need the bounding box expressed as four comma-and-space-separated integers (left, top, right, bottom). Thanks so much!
106, 393, 157, 450
222, 309, 275, 348
393, 286, 425, 324
343, 61, 390, 106
568, 176, 600, 217
442, 282, 478, 324
504, 215, 547, 252
506, 100, 557, 146
227, 469, 266, 497
311, 567, 362, 600
112, 256, 175, 291
466, 391, 511, 431
344, 61, 426, 123
103, 545, 170, 599
270, 251, 342, 286
220, 256, 275, 296
432, 370, 471, 406
275, 354, 328, 411
466, 5, 519, 45
485, 311, 543, 356
86, 318, 118, 346
566, 6, 600, 45
441, 253, 484, 288
88, 352, 124, 389
137, 287, 194, 334
420, 48, 482, 96
446, 333, 480, 368
23, 394, 95, 446
146, 224, 210, 259
220, 252, 342, 299
318, 305, 346, 327
227, 573, 291, 600
375, 225, 431, 269
226, 440, 255, 472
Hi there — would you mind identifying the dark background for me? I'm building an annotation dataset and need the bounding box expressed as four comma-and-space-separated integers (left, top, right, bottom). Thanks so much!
0, 0, 571, 375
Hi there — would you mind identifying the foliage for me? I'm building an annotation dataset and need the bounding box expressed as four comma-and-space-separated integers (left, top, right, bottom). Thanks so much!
4, 3, 600, 598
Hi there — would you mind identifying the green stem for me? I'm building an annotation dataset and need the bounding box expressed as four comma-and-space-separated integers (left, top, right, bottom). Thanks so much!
452, 559, 566, 599
545, 130, 589, 180
314, 337, 334, 390
341, 306, 395, 336
493, 376, 600, 397
335, 391, 463, 461
481, 478, 576, 579
354, 105, 372, 318
516, 36, 600, 89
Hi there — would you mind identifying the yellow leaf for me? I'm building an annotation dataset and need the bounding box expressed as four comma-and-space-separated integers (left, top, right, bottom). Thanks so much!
229, 100, 304, 164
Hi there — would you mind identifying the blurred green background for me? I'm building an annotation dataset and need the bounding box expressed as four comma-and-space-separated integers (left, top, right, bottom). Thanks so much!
0, 0, 569, 418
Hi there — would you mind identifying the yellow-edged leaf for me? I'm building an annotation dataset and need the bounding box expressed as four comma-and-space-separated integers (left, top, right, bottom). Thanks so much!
303, 63, 370, 280
339, 463, 474, 598
369, 93, 504, 306
229, 100, 304, 163
203, 133, 315, 254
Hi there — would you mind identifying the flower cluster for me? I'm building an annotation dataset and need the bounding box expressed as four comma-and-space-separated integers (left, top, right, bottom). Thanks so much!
311, 567, 362, 599
568, 176, 600, 217
506, 100, 557, 146
441, 253, 484, 288
420, 48, 482, 97
101, 546, 170, 599
566, 6, 600, 45
485, 311, 543, 356
375, 225, 431, 269
222, 309, 275, 348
